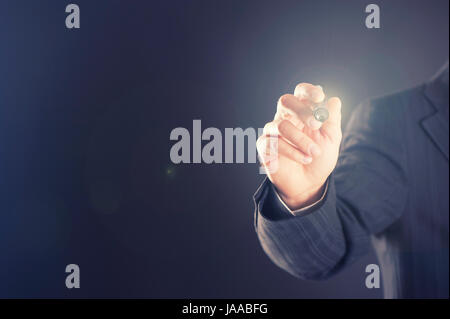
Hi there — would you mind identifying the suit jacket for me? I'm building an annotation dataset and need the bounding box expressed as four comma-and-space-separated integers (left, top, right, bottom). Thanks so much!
254, 64, 449, 299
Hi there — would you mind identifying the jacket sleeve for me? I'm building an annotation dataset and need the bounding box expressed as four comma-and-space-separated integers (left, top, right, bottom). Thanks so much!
254, 98, 409, 280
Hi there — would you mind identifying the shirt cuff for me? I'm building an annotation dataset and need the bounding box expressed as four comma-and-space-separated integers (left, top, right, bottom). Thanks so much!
271, 179, 329, 216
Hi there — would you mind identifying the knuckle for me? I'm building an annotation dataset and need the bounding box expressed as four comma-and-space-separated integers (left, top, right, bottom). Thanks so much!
277, 119, 289, 132
256, 135, 266, 152
263, 121, 278, 136
295, 82, 310, 90
278, 94, 292, 107
262, 122, 271, 134
294, 82, 311, 96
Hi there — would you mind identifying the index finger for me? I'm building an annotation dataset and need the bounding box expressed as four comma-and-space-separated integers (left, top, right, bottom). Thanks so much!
294, 83, 325, 104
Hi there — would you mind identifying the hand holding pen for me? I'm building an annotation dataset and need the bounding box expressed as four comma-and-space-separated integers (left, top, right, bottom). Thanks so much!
257, 83, 342, 210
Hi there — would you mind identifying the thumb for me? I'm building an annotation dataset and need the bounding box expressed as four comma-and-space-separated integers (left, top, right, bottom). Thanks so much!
321, 97, 342, 143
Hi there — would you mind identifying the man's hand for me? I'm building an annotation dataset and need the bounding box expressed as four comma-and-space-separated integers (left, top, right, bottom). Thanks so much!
257, 83, 342, 210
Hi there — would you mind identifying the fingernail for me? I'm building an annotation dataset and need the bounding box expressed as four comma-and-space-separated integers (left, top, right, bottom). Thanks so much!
311, 87, 324, 102
307, 116, 322, 130
296, 86, 307, 98
302, 156, 313, 164
309, 144, 321, 157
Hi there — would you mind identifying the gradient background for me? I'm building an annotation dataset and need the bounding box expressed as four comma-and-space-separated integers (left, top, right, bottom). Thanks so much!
0, 0, 448, 298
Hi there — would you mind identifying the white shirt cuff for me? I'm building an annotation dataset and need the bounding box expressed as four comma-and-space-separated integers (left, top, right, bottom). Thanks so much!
271, 179, 329, 216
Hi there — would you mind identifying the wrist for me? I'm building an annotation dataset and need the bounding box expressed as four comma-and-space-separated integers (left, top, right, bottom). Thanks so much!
278, 182, 327, 211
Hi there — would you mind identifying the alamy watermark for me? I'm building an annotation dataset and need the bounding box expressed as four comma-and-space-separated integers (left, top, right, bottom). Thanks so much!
65, 264, 80, 289
65, 4, 80, 29
365, 264, 380, 289
169, 120, 278, 174
365, 4, 380, 29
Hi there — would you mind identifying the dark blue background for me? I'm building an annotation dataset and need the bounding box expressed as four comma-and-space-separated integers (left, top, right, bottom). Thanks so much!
0, 0, 448, 298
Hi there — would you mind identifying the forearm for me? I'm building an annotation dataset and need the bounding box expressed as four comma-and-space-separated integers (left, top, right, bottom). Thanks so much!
254, 176, 347, 280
